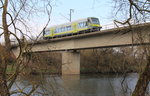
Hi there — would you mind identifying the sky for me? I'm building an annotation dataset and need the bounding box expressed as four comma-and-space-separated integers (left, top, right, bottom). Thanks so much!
49, 0, 114, 26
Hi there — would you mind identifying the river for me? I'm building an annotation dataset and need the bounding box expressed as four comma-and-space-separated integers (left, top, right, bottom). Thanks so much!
11, 73, 150, 96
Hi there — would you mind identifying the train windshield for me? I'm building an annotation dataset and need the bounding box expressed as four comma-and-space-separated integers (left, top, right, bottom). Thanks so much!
44, 30, 50, 35
91, 18, 99, 24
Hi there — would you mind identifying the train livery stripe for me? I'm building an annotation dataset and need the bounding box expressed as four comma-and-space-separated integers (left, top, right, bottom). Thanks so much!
53, 30, 75, 36
89, 24, 101, 27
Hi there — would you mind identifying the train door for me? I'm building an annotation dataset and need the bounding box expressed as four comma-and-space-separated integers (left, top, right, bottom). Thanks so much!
72, 22, 78, 33
87, 18, 91, 28
50, 28, 54, 37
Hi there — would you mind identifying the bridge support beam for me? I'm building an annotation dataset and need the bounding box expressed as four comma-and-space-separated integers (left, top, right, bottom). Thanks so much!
62, 51, 80, 75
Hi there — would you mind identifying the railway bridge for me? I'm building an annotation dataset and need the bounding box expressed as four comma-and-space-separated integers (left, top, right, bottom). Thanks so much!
12, 23, 150, 75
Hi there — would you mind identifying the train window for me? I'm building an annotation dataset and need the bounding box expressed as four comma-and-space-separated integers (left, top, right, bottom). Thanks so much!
59, 28, 61, 32
61, 28, 63, 32
62, 27, 65, 32
91, 18, 99, 24
66, 26, 69, 31
44, 30, 50, 35
55, 28, 58, 33
56, 28, 61, 33
66, 25, 71, 31
70, 26, 72, 30
78, 22, 87, 28
64, 27, 66, 31
60, 28, 62, 32
63, 27, 65, 32
57, 28, 60, 33
78, 22, 82, 28
63, 27, 65, 31
61, 27, 64, 32
57, 28, 59, 33
83, 22, 87, 27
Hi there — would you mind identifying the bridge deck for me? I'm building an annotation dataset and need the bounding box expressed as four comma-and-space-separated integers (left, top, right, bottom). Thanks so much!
12, 23, 150, 56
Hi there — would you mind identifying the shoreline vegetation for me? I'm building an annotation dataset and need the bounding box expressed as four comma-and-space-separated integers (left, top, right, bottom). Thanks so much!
7, 47, 146, 75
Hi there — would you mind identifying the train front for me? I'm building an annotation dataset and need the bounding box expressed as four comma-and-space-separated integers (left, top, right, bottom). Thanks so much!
88, 17, 102, 31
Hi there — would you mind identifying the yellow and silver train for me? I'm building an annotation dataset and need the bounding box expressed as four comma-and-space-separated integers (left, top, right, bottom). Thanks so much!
43, 17, 102, 39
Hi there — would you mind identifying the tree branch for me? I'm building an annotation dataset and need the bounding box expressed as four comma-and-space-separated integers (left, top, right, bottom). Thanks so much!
114, 3, 132, 26
8, 0, 27, 26
0, 0, 4, 9
128, 0, 150, 13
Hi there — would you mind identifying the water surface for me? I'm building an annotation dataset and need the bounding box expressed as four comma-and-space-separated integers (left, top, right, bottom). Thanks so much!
11, 73, 150, 96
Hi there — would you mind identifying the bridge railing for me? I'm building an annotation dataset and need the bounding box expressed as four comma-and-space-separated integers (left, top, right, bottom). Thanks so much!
101, 21, 150, 30
101, 23, 129, 30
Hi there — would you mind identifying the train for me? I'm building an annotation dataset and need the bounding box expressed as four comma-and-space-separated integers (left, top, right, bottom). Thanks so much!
43, 17, 102, 39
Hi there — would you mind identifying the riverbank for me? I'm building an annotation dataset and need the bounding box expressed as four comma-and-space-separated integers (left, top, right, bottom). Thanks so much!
7, 47, 146, 75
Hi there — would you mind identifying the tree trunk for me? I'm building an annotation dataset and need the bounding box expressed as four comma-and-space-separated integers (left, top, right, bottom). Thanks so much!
132, 56, 150, 96
0, 0, 11, 95
2, 0, 11, 50
0, 45, 10, 96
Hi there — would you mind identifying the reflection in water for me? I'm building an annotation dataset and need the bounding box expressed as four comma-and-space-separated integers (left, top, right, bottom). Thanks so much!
60, 74, 138, 96
11, 73, 150, 96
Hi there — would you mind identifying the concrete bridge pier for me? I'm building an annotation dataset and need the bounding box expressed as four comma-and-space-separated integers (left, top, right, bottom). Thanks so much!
62, 51, 80, 75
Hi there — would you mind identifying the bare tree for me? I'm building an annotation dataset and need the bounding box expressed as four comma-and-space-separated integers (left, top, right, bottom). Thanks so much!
112, 0, 150, 96
0, 0, 52, 95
